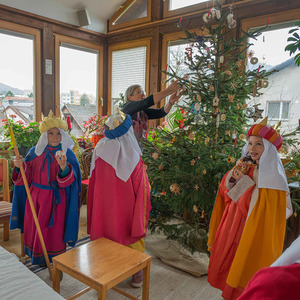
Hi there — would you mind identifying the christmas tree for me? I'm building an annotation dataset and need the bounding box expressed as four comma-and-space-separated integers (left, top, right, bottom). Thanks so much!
142, 2, 275, 252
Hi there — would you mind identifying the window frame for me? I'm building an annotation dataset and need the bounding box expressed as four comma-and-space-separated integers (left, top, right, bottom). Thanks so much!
267, 101, 290, 121
54, 34, 104, 116
108, 0, 152, 32
0, 20, 42, 121
108, 38, 151, 115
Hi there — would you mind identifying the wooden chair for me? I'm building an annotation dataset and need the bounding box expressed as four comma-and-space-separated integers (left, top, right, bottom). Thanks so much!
0, 158, 12, 241
80, 147, 94, 205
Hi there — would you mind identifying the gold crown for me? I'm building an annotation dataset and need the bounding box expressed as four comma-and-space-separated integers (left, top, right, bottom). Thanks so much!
39, 110, 68, 134
105, 108, 126, 130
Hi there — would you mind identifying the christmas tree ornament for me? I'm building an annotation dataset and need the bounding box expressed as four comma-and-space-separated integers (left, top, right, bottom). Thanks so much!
221, 114, 226, 121
242, 103, 248, 109
159, 163, 164, 171
191, 103, 201, 114
230, 82, 237, 90
193, 205, 198, 213
224, 69, 233, 76
170, 183, 181, 195
262, 80, 269, 88
160, 190, 166, 196
205, 137, 210, 144
216, 115, 220, 128
194, 184, 199, 190
203, 13, 209, 23
152, 152, 159, 159
226, 130, 231, 136
197, 94, 202, 102
253, 82, 257, 97
239, 134, 246, 141
210, 83, 214, 91
228, 94, 235, 102
188, 132, 195, 140
190, 159, 196, 166
252, 106, 264, 121
168, 108, 184, 130
201, 211, 205, 218
250, 57, 258, 65
202, 168, 207, 175
194, 102, 201, 111
219, 55, 224, 63
227, 6, 236, 29
213, 96, 219, 106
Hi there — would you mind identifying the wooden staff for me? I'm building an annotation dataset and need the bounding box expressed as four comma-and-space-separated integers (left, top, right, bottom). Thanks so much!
7, 121, 52, 279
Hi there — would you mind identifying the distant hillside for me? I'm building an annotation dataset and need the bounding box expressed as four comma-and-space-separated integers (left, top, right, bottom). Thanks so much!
0, 82, 23, 95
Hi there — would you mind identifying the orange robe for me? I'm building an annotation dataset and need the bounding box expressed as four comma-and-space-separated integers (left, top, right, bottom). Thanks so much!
208, 167, 287, 300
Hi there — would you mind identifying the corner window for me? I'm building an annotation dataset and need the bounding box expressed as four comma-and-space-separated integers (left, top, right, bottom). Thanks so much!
267, 101, 290, 120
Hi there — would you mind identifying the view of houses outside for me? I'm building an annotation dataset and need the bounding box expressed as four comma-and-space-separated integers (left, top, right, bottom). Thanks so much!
247, 25, 300, 135
0, 34, 99, 140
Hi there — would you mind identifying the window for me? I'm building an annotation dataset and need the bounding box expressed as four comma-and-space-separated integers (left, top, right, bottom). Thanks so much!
54, 35, 103, 137
267, 101, 290, 120
0, 20, 41, 142
163, 0, 209, 18
241, 8, 300, 133
109, 0, 151, 32
169, 0, 208, 10
108, 40, 150, 114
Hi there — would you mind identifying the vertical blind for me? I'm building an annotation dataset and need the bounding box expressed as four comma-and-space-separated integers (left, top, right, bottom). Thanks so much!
111, 46, 146, 109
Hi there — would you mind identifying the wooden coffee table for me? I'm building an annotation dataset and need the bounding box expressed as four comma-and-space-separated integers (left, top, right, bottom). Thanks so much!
52, 237, 151, 300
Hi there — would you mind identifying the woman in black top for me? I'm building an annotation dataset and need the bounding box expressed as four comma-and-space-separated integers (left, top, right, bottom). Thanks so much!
122, 80, 183, 144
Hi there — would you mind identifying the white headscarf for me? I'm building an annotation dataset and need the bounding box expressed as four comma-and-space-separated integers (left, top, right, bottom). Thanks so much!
35, 128, 74, 156
271, 235, 300, 266
241, 138, 292, 218
90, 126, 142, 182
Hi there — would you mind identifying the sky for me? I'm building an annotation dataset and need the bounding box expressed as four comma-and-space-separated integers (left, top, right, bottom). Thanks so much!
0, 21, 296, 96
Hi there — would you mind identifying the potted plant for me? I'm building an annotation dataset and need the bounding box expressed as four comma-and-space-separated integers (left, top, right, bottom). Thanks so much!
83, 114, 108, 146
3, 115, 41, 157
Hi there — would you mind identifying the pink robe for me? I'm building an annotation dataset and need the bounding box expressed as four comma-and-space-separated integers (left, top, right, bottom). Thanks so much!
87, 156, 151, 245
12, 147, 75, 263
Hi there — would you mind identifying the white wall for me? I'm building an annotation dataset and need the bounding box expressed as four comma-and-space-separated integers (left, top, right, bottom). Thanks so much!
249, 63, 300, 135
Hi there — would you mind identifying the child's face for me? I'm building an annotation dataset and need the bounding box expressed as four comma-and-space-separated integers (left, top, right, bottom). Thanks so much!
47, 127, 62, 147
248, 136, 264, 161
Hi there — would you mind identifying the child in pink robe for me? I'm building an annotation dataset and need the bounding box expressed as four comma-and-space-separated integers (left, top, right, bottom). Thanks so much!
87, 110, 151, 287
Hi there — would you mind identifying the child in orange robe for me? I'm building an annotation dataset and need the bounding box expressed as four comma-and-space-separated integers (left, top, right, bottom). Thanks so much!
207, 117, 292, 300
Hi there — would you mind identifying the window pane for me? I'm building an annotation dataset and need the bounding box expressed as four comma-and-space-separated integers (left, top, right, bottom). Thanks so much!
59, 45, 98, 137
111, 46, 146, 109
247, 22, 300, 133
170, 0, 207, 10
0, 31, 35, 141
281, 102, 289, 120
268, 102, 280, 119
113, 0, 147, 25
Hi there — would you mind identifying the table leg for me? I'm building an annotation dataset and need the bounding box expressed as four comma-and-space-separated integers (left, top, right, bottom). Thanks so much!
52, 263, 60, 294
97, 285, 107, 300
142, 262, 151, 300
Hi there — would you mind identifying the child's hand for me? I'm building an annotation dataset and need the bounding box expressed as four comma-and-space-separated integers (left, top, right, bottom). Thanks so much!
55, 151, 67, 172
231, 167, 244, 181
13, 156, 23, 168
236, 159, 250, 173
